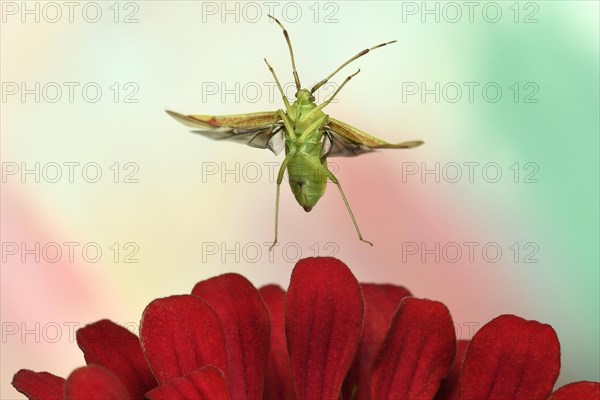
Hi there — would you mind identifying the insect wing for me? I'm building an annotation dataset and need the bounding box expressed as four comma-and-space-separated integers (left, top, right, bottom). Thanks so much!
166, 110, 285, 155
322, 129, 373, 157
195, 125, 286, 155
323, 117, 424, 157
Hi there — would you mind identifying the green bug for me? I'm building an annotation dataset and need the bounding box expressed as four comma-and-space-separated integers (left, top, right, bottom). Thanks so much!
167, 15, 423, 250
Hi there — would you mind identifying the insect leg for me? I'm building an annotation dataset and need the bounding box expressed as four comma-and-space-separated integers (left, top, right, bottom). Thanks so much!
325, 168, 373, 247
264, 58, 292, 113
307, 69, 361, 116
270, 156, 292, 251
277, 109, 296, 140
264, 113, 282, 137
298, 114, 328, 142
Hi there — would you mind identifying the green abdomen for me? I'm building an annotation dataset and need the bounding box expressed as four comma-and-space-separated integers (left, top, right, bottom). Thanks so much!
286, 152, 327, 212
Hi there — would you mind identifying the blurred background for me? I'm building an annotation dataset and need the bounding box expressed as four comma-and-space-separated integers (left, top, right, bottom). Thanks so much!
2, 1, 598, 397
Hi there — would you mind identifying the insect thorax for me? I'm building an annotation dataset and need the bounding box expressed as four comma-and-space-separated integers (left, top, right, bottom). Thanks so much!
290, 100, 327, 136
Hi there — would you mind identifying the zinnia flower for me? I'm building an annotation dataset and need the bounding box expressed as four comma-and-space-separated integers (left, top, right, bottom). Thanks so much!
12, 257, 599, 399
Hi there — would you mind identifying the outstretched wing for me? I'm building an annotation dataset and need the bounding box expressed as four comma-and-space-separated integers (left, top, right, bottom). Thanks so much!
166, 110, 285, 155
323, 117, 424, 157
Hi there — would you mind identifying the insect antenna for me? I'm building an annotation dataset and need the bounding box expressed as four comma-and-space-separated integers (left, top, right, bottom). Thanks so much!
311, 40, 396, 94
268, 14, 301, 92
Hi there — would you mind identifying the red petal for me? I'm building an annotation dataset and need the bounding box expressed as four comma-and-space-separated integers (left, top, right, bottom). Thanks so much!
192, 273, 270, 400
434, 340, 469, 400
458, 314, 560, 399
285, 257, 364, 400
12, 370, 65, 400
77, 319, 156, 399
370, 297, 456, 400
146, 365, 230, 400
259, 285, 295, 400
140, 295, 228, 383
344, 283, 412, 400
549, 381, 600, 399
64, 365, 130, 400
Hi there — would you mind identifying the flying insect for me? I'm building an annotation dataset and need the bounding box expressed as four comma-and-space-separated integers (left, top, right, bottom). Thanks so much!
166, 15, 423, 250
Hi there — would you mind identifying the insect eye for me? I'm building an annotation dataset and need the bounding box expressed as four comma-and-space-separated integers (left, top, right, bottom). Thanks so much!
310, 95, 315, 102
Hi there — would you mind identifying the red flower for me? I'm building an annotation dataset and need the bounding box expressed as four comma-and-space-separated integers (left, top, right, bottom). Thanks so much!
12, 257, 599, 400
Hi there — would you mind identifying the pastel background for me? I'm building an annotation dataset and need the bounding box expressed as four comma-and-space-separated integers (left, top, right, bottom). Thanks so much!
1, 1, 598, 398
